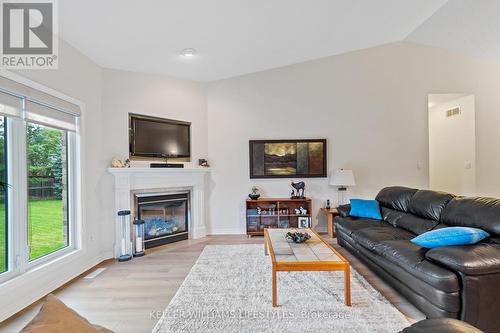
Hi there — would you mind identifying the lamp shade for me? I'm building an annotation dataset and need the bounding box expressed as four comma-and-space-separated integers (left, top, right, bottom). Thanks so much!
330, 169, 356, 187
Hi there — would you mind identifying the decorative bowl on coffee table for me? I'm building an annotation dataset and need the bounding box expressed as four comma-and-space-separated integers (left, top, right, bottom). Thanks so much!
285, 231, 311, 243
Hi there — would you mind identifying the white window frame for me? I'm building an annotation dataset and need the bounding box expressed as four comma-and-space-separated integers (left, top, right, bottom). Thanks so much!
25, 127, 78, 268
0, 116, 19, 283
0, 72, 84, 285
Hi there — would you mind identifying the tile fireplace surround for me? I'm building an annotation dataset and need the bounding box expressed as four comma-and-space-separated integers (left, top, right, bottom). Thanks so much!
108, 167, 210, 258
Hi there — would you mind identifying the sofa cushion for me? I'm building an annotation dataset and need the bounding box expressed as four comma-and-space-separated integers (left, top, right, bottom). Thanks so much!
376, 186, 418, 212
408, 190, 455, 221
440, 197, 500, 236
344, 237, 461, 313
396, 214, 441, 235
345, 236, 460, 312
426, 243, 500, 275
351, 226, 415, 252
381, 207, 406, 227
381, 206, 439, 235
373, 240, 460, 293
334, 216, 383, 237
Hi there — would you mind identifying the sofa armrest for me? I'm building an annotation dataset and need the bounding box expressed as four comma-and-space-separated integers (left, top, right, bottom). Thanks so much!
425, 243, 500, 276
401, 318, 484, 333
426, 244, 500, 331
337, 204, 350, 217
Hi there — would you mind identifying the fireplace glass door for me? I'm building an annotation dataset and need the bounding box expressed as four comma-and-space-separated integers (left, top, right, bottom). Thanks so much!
136, 193, 189, 248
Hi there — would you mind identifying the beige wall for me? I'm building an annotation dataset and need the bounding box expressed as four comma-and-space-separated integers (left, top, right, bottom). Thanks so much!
207, 41, 500, 234
101, 69, 208, 163
100, 69, 208, 255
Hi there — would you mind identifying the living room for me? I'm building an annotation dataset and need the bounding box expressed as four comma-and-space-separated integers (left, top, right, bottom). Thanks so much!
1, 1, 499, 332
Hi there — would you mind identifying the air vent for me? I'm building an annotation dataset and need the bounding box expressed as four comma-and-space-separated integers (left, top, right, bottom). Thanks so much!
446, 107, 461, 118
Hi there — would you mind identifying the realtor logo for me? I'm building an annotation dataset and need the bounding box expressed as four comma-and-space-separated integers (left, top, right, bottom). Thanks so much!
1, 0, 58, 69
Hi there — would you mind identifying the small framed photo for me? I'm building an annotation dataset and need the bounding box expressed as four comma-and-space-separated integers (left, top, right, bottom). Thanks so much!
298, 217, 311, 228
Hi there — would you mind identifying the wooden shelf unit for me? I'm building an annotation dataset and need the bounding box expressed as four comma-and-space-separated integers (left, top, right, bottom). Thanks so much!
246, 198, 312, 236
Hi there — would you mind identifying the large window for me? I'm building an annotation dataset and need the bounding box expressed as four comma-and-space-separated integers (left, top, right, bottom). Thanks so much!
27, 123, 69, 261
0, 75, 80, 281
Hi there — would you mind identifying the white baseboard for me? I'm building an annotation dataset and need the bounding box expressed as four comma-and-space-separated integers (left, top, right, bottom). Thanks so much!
209, 228, 328, 235
0, 251, 105, 322
208, 228, 246, 235
99, 250, 115, 260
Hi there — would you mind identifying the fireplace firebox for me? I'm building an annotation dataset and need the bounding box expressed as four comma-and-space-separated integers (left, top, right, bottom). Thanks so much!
135, 192, 189, 248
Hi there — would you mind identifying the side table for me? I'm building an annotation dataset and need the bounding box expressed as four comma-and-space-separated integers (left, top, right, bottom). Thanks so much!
320, 207, 340, 237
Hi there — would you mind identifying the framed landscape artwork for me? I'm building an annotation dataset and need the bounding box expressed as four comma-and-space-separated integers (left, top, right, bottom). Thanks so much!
249, 139, 327, 178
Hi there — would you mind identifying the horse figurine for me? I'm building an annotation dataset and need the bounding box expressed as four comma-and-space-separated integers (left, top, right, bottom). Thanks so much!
291, 181, 305, 199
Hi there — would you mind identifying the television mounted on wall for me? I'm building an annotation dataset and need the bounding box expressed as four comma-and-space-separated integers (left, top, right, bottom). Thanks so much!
129, 113, 191, 159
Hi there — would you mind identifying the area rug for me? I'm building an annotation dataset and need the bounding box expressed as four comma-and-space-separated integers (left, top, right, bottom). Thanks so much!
152, 244, 411, 333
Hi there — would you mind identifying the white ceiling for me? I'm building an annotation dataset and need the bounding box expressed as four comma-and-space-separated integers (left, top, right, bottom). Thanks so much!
428, 93, 470, 108
59, 0, 449, 81
408, 0, 500, 62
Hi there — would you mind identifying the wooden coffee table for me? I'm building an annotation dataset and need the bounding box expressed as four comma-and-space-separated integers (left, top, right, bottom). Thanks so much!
264, 228, 351, 307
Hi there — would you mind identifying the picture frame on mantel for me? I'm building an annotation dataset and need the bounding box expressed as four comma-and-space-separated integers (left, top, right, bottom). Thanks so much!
249, 139, 327, 179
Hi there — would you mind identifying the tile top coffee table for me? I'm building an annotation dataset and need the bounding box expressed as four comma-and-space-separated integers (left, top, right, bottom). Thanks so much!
264, 228, 351, 307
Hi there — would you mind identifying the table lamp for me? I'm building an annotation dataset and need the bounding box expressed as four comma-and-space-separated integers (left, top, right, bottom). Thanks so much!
329, 169, 356, 206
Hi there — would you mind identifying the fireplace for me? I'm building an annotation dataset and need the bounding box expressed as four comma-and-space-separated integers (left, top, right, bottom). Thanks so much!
135, 192, 189, 248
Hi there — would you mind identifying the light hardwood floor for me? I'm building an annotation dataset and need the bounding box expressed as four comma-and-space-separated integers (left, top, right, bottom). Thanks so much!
0, 234, 424, 333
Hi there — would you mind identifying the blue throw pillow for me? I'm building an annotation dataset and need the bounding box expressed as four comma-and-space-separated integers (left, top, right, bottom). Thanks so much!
411, 227, 490, 248
349, 199, 382, 220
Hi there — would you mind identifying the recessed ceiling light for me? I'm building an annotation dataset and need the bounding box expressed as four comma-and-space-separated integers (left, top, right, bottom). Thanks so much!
181, 48, 197, 57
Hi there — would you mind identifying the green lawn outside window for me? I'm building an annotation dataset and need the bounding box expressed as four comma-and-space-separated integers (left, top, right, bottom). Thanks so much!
0, 199, 65, 272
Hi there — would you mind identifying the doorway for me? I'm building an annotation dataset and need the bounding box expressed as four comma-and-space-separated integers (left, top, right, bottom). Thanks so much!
428, 94, 476, 195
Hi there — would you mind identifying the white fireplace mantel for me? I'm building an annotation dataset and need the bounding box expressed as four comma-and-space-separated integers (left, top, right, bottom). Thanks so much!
108, 167, 210, 257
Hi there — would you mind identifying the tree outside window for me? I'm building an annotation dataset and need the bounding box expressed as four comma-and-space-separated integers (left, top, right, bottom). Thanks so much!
27, 123, 69, 261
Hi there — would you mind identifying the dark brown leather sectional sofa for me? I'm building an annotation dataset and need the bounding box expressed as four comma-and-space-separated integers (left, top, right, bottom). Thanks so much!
334, 186, 500, 332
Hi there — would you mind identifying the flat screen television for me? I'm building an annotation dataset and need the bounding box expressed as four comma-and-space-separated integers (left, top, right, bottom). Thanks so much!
129, 113, 191, 158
